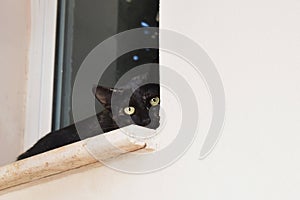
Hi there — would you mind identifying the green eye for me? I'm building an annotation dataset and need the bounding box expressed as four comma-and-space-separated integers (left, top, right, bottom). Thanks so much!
124, 106, 135, 115
150, 97, 160, 106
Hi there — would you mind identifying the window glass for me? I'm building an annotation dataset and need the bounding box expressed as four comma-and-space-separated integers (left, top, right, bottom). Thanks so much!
53, 0, 159, 130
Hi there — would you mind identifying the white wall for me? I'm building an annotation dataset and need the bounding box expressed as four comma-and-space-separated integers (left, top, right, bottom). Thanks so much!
1, 0, 300, 199
0, 0, 30, 165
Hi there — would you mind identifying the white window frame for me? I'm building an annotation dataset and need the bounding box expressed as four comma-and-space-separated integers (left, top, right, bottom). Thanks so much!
24, 0, 58, 150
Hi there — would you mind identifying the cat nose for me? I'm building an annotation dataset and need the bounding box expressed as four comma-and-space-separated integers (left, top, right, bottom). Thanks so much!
149, 106, 160, 118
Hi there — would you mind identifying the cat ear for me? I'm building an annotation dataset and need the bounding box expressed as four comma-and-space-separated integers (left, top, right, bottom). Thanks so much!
92, 86, 123, 107
92, 86, 112, 107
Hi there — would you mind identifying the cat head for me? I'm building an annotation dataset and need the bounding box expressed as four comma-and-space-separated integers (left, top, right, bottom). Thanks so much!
93, 83, 160, 129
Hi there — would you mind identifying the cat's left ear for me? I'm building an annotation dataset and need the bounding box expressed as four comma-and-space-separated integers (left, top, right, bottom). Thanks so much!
92, 86, 122, 108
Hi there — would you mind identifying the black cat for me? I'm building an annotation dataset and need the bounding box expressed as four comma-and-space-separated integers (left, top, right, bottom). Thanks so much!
17, 83, 160, 160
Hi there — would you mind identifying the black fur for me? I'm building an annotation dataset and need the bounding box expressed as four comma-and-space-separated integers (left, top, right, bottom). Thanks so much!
17, 83, 160, 160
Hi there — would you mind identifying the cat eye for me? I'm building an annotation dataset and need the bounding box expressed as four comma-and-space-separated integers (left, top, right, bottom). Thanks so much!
150, 97, 160, 106
124, 106, 135, 115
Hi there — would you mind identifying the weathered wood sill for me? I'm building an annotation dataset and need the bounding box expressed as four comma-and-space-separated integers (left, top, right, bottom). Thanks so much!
0, 127, 146, 195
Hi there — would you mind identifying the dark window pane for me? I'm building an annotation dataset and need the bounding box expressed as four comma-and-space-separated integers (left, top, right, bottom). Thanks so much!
53, 0, 159, 130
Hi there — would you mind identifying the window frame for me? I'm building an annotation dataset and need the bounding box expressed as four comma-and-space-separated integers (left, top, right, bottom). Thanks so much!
24, 0, 58, 150
24, 0, 160, 151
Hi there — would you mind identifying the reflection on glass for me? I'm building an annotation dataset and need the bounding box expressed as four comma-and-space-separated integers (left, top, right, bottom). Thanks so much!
53, 0, 159, 130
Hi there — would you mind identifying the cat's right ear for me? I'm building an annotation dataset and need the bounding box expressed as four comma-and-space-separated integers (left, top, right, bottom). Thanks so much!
92, 86, 122, 108
92, 86, 112, 108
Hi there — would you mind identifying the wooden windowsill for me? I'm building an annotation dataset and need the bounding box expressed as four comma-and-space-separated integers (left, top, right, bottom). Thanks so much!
0, 126, 147, 195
